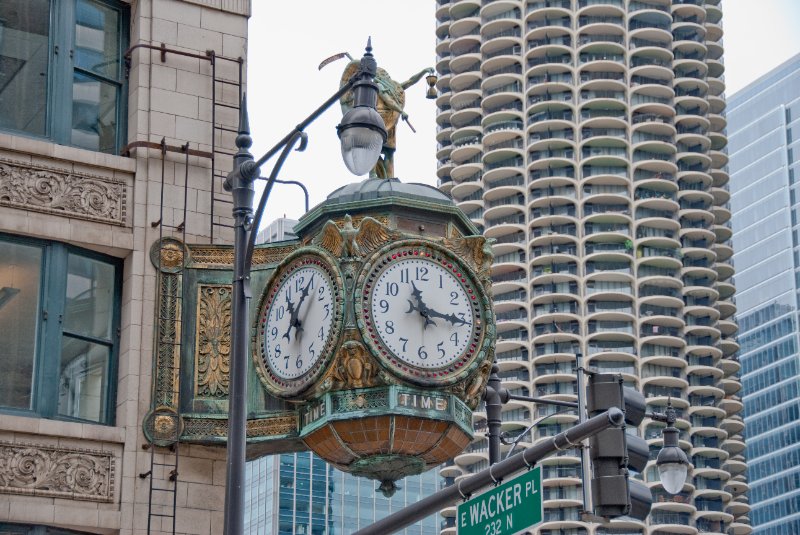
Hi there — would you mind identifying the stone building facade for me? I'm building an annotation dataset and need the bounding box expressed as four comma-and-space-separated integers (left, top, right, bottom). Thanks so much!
0, 0, 250, 533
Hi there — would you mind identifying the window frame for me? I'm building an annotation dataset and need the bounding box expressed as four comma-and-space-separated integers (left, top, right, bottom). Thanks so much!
0, 232, 122, 426
0, 523, 98, 535
0, 0, 129, 154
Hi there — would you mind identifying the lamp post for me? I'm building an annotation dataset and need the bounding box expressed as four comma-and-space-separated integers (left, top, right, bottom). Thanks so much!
222, 40, 387, 535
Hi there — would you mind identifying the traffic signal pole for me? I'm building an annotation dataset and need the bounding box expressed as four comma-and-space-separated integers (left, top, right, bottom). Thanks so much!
352, 407, 625, 535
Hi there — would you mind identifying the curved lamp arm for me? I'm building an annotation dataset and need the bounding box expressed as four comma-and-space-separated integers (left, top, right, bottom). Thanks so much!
270, 179, 310, 213
244, 131, 307, 273
502, 407, 577, 460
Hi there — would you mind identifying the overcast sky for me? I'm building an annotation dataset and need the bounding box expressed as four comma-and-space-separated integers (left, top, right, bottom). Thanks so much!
246, 1, 800, 223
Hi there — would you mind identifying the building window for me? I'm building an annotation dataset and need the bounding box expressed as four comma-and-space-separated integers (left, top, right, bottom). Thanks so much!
0, 234, 121, 425
0, 0, 129, 154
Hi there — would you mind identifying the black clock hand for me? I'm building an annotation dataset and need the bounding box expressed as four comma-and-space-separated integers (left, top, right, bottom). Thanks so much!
293, 275, 315, 338
406, 298, 437, 329
424, 307, 470, 326
282, 292, 298, 342
407, 281, 437, 329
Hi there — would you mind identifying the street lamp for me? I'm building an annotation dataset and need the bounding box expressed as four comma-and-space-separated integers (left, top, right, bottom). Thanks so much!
654, 400, 690, 494
221, 39, 387, 535
336, 43, 387, 175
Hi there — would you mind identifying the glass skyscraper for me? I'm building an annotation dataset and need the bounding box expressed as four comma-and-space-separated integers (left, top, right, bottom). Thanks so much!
244, 453, 441, 535
434, 1, 748, 534
729, 52, 800, 535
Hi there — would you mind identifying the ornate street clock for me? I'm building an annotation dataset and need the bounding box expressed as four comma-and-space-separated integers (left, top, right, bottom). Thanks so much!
255, 249, 344, 397
356, 242, 491, 385
246, 177, 496, 495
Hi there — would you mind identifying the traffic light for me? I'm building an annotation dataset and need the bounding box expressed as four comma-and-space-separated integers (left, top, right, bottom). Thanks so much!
586, 373, 653, 520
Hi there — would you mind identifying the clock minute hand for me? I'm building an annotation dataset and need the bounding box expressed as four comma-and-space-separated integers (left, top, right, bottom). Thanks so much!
293, 275, 315, 338
425, 307, 470, 326
282, 293, 298, 342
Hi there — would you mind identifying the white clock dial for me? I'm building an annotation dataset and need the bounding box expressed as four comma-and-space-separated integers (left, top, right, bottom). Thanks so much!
261, 264, 336, 380
367, 256, 478, 370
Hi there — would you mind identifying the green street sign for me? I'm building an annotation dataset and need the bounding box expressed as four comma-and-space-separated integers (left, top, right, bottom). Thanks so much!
457, 467, 542, 535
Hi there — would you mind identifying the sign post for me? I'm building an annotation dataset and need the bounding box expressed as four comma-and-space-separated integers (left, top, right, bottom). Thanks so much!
457, 467, 543, 535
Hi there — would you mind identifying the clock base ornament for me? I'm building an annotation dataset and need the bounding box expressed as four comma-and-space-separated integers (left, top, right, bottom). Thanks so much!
299, 386, 474, 494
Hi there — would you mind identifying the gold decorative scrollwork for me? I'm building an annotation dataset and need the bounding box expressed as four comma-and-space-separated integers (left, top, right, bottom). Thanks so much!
179, 415, 299, 440
188, 244, 296, 268
195, 285, 232, 398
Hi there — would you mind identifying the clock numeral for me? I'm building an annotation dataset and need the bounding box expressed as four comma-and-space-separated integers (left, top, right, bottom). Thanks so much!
323, 303, 330, 319
437, 342, 445, 358
450, 332, 459, 346
439, 274, 443, 289
317, 286, 325, 301
415, 266, 429, 281
450, 291, 459, 305
296, 356, 303, 369
295, 276, 304, 292
284, 355, 290, 369
399, 337, 409, 352
400, 268, 409, 283
386, 282, 399, 296
276, 305, 285, 320
458, 312, 467, 323
318, 326, 325, 340
418, 346, 428, 360
379, 299, 390, 313
274, 344, 281, 358
308, 343, 316, 358
271, 326, 278, 339
384, 320, 395, 334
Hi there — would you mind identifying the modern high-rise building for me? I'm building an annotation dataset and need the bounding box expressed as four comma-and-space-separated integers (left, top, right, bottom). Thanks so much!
244, 452, 441, 535
729, 53, 800, 535
434, 1, 748, 534
256, 217, 300, 244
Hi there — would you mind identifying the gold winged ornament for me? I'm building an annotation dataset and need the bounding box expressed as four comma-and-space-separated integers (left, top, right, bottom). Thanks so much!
314, 215, 398, 259
444, 235, 494, 278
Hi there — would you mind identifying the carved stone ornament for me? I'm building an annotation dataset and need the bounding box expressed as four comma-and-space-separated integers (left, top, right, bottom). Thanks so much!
195, 285, 232, 398
0, 158, 126, 225
0, 441, 114, 502
314, 215, 401, 259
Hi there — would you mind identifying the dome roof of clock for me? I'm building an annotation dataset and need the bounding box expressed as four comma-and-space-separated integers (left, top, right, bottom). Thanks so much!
324, 177, 454, 206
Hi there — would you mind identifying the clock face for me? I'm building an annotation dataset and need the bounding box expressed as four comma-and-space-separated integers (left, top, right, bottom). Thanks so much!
359, 247, 486, 382
256, 254, 343, 395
